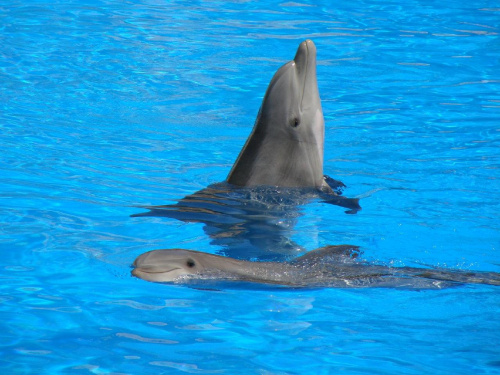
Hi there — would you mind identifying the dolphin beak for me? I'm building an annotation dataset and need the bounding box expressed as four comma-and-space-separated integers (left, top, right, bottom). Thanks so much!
293, 39, 316, 76
293, 39, 318, 112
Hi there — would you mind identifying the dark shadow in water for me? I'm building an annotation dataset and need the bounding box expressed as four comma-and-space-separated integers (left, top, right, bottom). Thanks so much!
132, 176, 360, 261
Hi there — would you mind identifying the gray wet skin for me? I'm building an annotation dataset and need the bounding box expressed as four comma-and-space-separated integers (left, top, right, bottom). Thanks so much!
132, 248, 298, 284
227, 39, 326, 188
132, 246, 500, 289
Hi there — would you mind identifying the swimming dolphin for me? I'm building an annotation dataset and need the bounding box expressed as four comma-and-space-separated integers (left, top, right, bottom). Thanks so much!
133, 40, 360, 260
132, 246, 500, 289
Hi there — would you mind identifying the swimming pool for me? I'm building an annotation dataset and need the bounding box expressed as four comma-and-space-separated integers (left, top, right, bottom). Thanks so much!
1, 0, 499, 373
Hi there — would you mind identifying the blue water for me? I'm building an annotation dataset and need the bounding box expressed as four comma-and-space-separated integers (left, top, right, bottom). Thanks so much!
1, 0, 499, 373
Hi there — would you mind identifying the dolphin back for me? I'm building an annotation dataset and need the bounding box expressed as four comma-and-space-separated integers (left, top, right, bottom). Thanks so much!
291, 245, 361, 266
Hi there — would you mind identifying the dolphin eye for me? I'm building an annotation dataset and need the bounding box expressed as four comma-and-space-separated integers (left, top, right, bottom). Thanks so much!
290, 117, 300, 128
186, 259, 196, 268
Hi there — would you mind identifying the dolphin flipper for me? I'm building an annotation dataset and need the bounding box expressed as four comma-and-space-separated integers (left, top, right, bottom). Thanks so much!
323, 175, 346, 195
319, 176, 361, 214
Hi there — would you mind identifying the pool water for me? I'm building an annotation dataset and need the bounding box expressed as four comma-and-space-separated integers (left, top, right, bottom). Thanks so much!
1, 0, 499, 374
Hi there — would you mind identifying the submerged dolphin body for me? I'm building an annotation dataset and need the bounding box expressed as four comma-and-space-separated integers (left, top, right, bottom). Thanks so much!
132, 246, 500, 289
133, 40, 359, 260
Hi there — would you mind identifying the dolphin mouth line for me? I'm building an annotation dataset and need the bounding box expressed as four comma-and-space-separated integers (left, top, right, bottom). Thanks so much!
299, 41, 309, 111
135, 267, 182, 274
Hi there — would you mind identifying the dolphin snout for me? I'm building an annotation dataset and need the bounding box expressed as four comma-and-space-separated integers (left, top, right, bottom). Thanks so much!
293, 39, 316, 73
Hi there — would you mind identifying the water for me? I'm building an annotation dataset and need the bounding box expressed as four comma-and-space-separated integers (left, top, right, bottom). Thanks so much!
1, 0, 499, 373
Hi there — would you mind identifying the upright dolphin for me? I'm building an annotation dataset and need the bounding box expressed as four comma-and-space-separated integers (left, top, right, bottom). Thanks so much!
132, 246, 500, 289
133, 40, 360, 260
227, 39, 327, 188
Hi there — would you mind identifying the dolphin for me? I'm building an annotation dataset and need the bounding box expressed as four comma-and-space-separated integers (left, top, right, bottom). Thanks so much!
227, 39, 329, 189
132, 246, 500, 289
133, 40, 360, 260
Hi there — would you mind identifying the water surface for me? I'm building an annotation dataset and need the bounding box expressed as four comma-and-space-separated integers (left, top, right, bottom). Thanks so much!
1, 0, 499, 374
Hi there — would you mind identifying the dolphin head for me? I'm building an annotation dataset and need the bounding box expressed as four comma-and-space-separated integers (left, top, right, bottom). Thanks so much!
132, 249, 207, 282
131, 249, 245, 282
131, 248, 296, 284
227, 39, 325, 188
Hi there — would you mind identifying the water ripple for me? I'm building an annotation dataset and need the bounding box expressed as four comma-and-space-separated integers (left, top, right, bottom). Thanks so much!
1, 0, 499, 374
